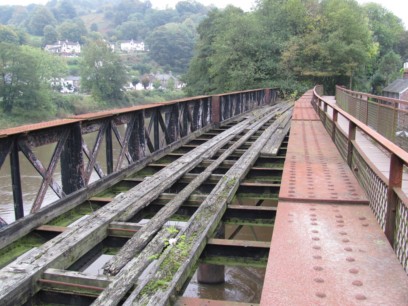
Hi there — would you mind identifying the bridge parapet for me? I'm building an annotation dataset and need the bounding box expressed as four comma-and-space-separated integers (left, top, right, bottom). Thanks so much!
0, 88, 278, 225
336, 85, 408, 150
313, 87, 408, 273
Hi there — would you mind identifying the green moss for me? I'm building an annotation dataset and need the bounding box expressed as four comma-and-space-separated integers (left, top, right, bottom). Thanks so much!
201, 256, 268, 268
47, 202, 101, 227
95, 185, 130, 198
0, 233, 47, 269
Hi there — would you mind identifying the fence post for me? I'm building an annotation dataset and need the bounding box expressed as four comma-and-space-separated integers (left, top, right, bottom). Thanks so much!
332, 109, 338, 141
385, 153, 403, 246
347, 122, 356, 167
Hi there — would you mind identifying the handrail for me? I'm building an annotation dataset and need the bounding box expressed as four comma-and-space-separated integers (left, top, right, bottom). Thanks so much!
337, 85, 408, 105
318, 88, 408, 164
312, 86, 408, 273
335, 86, 408, 151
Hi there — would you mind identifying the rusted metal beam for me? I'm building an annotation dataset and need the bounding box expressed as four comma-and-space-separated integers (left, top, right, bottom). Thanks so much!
10, 141, 24, 220
61, 123, 85, 195
106, 122, 114, 175
385, 153, 404, 245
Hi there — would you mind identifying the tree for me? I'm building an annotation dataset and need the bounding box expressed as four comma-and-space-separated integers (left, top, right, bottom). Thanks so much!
54, 0, 77, 21
141, 75, 150, 89
147, 23, 195, 73
0, 43, 66, 115
80, 40, 127, 103
371, 51, 402, 94
57, 19, 88, 43
90, 23, 98, 32
0, 25, 20, 44
43, 25, 58, 45
27, 6, 56, 36
363, 3, 404, 56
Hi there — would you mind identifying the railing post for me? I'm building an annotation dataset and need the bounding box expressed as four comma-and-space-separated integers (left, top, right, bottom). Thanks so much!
392, 102, 398, 142
106, 121, 113, 175
385, 154, 403, 246
332, 109, 338, 141
323, 103, 328, 126
347, 122, 356, 166
154, 109, 160, 151
10, 140, 24, 220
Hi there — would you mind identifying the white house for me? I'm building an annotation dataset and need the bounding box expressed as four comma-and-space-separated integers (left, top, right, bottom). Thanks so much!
120, 40, 145, 52
45, 40, 81, 56
51, 76, 80, 93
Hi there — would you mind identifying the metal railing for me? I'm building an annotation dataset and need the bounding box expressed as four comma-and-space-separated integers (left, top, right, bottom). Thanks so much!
0, 88, 278, 224
336, 86, 408, 150
313, 85, 408, 273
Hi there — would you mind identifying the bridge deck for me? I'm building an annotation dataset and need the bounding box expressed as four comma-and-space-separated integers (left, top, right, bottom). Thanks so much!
261, 92, 408, 305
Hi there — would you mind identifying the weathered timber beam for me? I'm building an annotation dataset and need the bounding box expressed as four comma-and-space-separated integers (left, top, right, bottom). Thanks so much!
91, 227, 177, 306
124, 104, 293, 306
0, 109, 271, 305
39, 268, 110, 297
261, 108, 293, 156
102, 106, 280, 277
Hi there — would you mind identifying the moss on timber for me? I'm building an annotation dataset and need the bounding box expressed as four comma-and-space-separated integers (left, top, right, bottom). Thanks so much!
0, 233, 47, 269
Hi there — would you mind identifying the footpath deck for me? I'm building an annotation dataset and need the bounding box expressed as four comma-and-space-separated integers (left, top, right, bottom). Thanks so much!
260, 91, 408, 305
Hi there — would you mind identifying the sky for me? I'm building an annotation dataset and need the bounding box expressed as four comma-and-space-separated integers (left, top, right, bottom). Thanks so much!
0, 0, 406, 29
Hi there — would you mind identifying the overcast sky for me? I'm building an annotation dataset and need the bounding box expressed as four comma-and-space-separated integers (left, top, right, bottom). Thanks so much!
0, 0, 406, 28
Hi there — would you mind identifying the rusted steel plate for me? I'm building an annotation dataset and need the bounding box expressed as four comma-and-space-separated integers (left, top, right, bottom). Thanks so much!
280, 120, 368, 204
175, 297, 257, 306
261, 202, 408, 305
0, 119, 79, 137
292, 97, 320, 121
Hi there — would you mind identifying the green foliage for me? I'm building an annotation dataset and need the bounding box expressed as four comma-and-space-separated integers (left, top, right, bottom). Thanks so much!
0, 43, 66, 115
363, 3, 405, 56
371, 51, 402, 94
0, 25, 20, 44
43, 25, 58, 45
147, 22, 195, 73
53, 0, 77, 22
57, 18, 88, 43
27, 6, 56, 36
186, 0, 397, 96
80, 40, 127, 104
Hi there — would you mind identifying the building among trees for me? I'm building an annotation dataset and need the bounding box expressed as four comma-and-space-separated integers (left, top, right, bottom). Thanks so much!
44, 40, 81, 56
120, 40, 146, 52
383, 62, 408, 101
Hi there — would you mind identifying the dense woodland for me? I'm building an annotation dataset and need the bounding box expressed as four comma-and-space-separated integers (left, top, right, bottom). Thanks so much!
185, 0, 408, 97
0, 0, 407, 127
